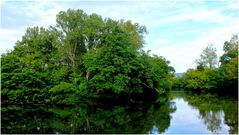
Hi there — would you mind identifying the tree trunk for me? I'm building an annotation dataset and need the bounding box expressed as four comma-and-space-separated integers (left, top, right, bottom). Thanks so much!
86, 71, 91, 80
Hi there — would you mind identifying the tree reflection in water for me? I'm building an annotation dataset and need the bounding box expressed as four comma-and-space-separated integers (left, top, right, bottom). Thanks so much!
199, 111, 223, 134
185, 92, 238, 134
2, 91, 237, 134
1, 96, 176, 134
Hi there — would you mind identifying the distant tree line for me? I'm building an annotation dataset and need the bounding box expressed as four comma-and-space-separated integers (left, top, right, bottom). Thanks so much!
174, 35, 238, 97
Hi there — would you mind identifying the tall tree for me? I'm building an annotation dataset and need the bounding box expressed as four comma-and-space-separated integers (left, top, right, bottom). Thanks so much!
55, 9, 147, 73
195, 44, 218, 68
56, 9, 88, 72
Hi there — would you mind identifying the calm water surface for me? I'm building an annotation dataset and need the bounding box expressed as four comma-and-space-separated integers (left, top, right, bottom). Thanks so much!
1, 91, 238, 134
151, 91, 238, 134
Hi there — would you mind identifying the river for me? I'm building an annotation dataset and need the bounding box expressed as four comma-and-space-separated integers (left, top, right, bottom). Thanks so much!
151, 91, 238, 134
1, 91, 238, 134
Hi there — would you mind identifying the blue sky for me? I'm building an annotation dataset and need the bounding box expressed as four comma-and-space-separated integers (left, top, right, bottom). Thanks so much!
1, 0, 238, 72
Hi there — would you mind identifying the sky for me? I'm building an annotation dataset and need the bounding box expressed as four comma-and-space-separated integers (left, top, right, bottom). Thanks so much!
1, 0, 238, 72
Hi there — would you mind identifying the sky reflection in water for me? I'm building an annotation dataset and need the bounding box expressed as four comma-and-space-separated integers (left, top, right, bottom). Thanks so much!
151, 97, 231, 134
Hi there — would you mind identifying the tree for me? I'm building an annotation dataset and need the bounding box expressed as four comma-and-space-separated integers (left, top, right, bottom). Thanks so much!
55, 9, 147, 73
220, 35, 238, 65
177, 35, 238, 95
56, 9, 88, 72
82, 28, 173, 94
1, 9, 174, 105
220, 35, 238, 79
195, 44, 218, 68
222, 35, 238, 54
1, 27, 61, 104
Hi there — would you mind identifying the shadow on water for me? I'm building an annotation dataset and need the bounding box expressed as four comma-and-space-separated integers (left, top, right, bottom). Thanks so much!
1, 91, 238, 134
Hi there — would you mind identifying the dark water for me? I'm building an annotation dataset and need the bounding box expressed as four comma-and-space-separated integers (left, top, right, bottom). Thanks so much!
1, 91, 238, 134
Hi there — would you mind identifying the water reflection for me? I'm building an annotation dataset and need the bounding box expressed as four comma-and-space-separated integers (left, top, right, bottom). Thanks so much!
184, 92, 238, 134
1, 91, 238, 134
158, 92, 238, 134
1, 100, 176, 134
199, 110, 224, 134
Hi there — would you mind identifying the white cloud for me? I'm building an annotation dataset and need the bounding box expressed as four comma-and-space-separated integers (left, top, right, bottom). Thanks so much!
0, 28, 23, 39
145, 23, 238, 72
1, 0, 238, 72
152, 38, 168, 46
0, 0, 6, 6
0, 28, 24, 53
146, 6, 235, 30
223, 0, 239, 10
1, 0, 64, 54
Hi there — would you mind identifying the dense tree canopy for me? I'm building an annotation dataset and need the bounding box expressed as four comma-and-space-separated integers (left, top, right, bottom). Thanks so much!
54, 9, 147, 72
1, 9, 174, 104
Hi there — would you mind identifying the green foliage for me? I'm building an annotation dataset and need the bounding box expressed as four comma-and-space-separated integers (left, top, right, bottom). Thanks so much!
54, 9, 147, 73
220, 35, 238, 64
182, 68, 223, 90
220, 35, 238, 80
1, 9, 174, 106
83, 44, 174, 95
49, 82, 76, 94
175, 35, 238, 95
148, 55, 175, 91
83, 42, 138, 93
223, 57, 238, 79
